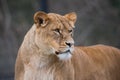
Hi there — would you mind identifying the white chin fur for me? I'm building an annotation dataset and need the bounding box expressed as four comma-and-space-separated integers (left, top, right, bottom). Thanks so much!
57, 52, 72, 60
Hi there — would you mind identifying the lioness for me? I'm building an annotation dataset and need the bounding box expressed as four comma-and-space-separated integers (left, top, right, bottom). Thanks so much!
15, 11, 120, 80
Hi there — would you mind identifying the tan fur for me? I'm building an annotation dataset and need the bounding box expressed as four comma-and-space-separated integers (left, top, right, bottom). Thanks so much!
15, 11, 120, 80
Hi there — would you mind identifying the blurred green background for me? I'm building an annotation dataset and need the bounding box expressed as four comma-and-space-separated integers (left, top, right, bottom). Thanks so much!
0, 0, 120, 80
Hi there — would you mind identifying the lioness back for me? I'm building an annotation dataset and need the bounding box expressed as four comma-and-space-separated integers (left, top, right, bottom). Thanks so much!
72, 45, 120, 80
15, 11, 120, 80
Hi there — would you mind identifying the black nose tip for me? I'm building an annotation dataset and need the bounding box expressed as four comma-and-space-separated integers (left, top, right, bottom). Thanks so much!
65, 42, 72, 47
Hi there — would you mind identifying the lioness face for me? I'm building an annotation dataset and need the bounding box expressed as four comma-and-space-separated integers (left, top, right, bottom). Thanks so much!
34, 11, 77, 60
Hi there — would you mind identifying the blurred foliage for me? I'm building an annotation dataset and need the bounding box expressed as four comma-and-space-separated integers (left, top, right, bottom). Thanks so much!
110, 0, 120, 17
110, 0, 120, 8
8, 0, 34, 24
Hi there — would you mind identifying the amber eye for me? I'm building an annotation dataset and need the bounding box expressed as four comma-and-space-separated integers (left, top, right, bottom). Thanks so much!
68, 30, 73, 33
54, 28, 60, 33
53, 28, 61, 35
52, 28, 61, 35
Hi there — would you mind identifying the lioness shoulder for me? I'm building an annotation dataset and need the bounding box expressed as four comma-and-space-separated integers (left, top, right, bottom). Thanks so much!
15, 11, 120, 80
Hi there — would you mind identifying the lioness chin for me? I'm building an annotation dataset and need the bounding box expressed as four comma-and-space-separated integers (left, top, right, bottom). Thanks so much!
15, 11, 120, 80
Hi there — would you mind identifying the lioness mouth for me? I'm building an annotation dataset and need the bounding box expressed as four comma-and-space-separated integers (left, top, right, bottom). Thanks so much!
55, 50, 71, 55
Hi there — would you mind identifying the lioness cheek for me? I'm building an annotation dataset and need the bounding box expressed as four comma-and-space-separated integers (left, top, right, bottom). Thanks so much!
49, 40, 59, 50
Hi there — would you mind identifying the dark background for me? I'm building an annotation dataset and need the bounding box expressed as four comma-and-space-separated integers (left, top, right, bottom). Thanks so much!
0, 0, 120, 80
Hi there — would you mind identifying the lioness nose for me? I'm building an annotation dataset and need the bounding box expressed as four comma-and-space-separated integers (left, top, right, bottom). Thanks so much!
65, 42, 73, 47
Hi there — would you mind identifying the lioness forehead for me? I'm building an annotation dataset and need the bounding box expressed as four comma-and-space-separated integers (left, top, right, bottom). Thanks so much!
48, 13, 73, 30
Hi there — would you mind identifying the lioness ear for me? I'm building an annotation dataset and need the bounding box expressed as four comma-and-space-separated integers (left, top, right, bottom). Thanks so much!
64, 12, 77, 28
34, 11, 49, 28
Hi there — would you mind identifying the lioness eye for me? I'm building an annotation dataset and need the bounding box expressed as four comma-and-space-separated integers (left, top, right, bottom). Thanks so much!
54, 28, 60, 33
68, 30, 73, 33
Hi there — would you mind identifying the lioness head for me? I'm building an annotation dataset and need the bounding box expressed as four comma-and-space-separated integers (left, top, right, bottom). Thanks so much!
34, 11, 77, 60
